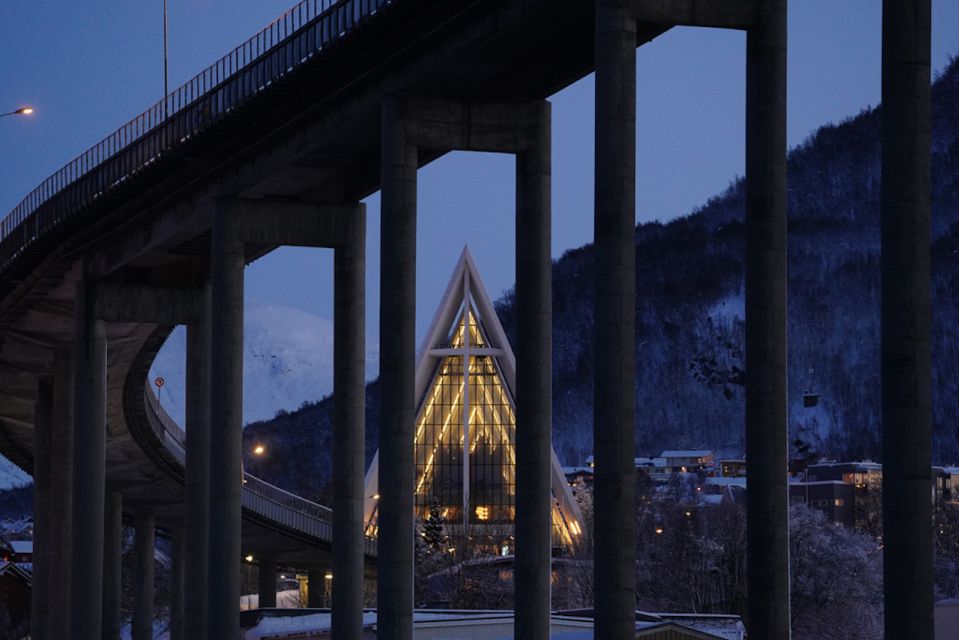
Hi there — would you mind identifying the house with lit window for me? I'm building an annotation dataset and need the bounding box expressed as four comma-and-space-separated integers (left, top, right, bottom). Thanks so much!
362, 248, 584, 553
807, 461, 883, 489
661, 450, 714, 474
789, 481, 855, 526
717, 459, 747, 478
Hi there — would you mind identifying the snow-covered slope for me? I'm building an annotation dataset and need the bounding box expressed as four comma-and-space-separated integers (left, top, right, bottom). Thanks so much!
149, 300, 378, 426
0, 455, 30, 490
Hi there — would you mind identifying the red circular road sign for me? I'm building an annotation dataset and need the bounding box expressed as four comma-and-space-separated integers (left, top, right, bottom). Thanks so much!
154, 377, 165, 388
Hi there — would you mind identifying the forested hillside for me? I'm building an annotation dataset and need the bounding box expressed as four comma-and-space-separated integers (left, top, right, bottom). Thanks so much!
243, 57, 959, 495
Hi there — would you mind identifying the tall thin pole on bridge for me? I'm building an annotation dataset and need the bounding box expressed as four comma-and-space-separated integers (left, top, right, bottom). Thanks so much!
163, 0, 169, 119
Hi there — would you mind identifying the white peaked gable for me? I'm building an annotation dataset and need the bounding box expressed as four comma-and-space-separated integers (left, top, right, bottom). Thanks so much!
363, 247, 585, 547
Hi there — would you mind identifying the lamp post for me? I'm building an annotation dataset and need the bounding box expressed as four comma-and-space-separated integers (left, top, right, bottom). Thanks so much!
0, 107, 34, 118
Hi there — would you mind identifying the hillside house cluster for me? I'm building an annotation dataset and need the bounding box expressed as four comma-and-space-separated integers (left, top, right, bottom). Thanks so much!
567, 453, 959, 528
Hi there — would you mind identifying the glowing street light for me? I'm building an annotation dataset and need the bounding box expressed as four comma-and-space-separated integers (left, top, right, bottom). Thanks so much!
253, 444, 266, 456
0, 107, 34, 118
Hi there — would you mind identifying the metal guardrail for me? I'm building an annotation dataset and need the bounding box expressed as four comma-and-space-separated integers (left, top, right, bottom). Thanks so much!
144, 383, 376, 555
1, 0, 394, 267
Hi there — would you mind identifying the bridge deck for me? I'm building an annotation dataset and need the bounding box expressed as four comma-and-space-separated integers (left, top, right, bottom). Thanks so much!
0, 0, 667, 569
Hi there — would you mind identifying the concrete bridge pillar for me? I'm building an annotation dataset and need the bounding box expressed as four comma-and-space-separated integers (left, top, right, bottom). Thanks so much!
209, 201, 246, 640
102, 492, 123, 640
513, 101, 553, 639
881, 0, 933, 637
332, 208, 366, 639
71, 274, 108, 640
258, 557, 277, 609
49, 346, 74, 638
378, 95, 418, 640
184, 287, 212, 640
171, 521, 185, 640
744, 1, 790, 637
30, 377, 52, 640
133, 509, 156, 640
308, 566, 331, 609
593, 2, 637, 638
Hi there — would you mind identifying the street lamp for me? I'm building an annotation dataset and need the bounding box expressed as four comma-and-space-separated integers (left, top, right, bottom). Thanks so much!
0, 107, 34, 118
253, 444, 266, 456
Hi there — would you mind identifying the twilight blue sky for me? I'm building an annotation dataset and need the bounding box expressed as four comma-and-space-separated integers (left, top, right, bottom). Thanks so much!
2, 1, 958, 344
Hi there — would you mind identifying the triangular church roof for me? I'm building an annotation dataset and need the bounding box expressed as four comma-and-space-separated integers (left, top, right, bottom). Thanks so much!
363, 247, 584, 547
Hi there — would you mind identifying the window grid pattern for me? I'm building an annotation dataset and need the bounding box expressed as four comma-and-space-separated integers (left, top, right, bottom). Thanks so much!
413, 355, 465, 523
368, 305, 579, 548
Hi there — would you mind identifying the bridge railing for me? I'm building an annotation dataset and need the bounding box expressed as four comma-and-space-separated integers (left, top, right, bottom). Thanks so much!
1, 0, 393, 268
143, 382, 376, 555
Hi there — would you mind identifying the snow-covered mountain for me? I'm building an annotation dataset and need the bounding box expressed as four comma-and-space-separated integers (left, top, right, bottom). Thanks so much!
149, 300, 379, 426
0, 455, 30, 490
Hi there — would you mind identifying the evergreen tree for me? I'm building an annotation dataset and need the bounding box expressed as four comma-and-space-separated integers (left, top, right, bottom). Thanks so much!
423, 496, 446, 552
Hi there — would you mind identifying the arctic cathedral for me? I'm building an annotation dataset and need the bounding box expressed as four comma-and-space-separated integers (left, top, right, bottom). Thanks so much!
363, 248, 584, 554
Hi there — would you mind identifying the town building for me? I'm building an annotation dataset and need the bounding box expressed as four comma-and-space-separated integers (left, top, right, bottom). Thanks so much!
789, 481, 856, 526
717, 459, 747, 478
660, 451, 715, 474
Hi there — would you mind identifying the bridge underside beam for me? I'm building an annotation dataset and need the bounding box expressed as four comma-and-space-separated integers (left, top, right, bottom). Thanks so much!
401, 97, 548, 154
629, 0, 759, 30
93, 282, 205, 325
229, 199, 360, 248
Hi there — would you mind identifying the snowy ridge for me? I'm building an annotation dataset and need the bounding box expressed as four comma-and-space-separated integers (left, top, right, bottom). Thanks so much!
0, 454, 30, 490
149, 300, 379, 426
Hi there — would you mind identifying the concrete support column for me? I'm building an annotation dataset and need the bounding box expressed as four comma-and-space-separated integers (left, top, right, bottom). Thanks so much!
309, 567, 330, 609
184, 287, 211, 640
744, 1, 790, 638
593, 3, 637, 638
209, 202, 245, 639
378, 96, 417, 640
31, 377, 52, 640
102, 492, 123, 640
332, 207, 366, 640
514, 101, 552, 639
132, 510, 156, 640
171, 522, 185, 640
71, 275, 108, 640
881, 0, 933, 637
258, 557, 277, 609
49, 346, 74, 638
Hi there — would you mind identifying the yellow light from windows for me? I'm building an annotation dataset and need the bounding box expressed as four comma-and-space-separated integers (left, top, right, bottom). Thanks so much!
475, 505, 490, 521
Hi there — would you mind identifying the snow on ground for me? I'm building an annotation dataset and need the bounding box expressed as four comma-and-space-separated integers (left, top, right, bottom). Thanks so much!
245, 612, 378, 639
240, 589, 302, 611
150, 300, 378, 426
